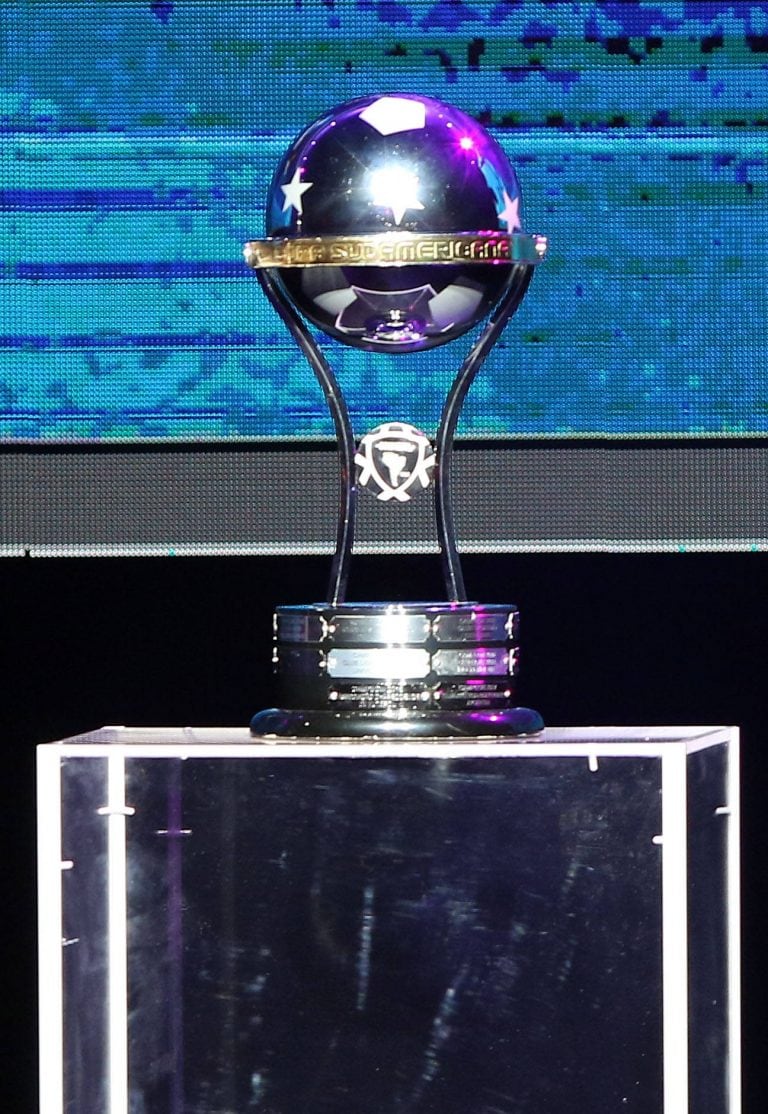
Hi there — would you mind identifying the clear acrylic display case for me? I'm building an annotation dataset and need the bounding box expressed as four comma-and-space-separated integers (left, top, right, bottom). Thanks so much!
37, 725, 740, 1114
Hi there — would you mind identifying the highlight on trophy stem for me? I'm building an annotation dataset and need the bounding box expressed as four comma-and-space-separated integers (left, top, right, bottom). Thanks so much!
244, 93, 547, 739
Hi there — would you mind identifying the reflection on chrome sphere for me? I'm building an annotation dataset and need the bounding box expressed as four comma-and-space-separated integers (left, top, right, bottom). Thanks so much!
265, 94, 527, 352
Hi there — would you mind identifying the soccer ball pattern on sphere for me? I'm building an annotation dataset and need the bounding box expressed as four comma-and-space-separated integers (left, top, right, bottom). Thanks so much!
265, 94, 526, 352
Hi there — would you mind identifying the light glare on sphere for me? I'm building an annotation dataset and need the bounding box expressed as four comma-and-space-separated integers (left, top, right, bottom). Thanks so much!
367, 166, 425, 225
264, 93, 527, 352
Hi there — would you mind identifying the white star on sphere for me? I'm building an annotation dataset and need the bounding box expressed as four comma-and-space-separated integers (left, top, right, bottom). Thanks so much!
360, 96, 426, 135
369, 166, 425, 225
281, 167, 313, 215
498, 190, 521, 232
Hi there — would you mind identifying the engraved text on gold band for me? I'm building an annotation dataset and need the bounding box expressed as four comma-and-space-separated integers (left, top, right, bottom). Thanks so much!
243, 231, 548, 269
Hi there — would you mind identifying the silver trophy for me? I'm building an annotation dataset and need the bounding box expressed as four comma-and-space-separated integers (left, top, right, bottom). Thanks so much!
245, 94, 547, 737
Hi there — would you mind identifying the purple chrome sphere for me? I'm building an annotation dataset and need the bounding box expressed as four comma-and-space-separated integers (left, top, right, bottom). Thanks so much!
265, 94, 526, 352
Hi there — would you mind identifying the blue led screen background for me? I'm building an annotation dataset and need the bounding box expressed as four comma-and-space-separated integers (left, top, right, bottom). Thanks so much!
1, 1, 766, 443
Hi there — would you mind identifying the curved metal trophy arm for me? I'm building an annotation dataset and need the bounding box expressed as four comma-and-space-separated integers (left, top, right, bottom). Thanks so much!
256, 268, 356, 607
435, 263, 534, 603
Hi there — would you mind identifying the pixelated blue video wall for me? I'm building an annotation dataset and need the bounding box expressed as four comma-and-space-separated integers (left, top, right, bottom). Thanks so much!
1, 1, 766, 441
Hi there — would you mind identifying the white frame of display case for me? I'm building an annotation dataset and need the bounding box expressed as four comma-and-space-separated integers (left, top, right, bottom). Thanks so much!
37, 725, 741, 1114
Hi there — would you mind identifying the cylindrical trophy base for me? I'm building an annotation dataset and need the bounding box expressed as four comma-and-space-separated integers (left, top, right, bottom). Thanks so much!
251, 602, 544, 738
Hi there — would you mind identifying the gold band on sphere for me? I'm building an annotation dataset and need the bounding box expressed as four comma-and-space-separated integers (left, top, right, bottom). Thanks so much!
243, 231, 548, 269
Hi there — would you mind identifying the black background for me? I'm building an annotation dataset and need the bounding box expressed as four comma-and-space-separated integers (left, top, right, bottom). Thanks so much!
3, 550, 766, 1110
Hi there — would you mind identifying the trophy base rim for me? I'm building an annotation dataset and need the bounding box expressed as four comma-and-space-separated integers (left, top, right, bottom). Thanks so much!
250, 705, 544, 740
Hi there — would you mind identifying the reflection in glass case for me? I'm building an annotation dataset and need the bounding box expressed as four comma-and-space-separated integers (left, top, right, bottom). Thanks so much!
37, 726, 740, 1114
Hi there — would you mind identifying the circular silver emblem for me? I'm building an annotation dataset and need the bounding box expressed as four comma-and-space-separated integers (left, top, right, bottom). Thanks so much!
355, 422, 435, 502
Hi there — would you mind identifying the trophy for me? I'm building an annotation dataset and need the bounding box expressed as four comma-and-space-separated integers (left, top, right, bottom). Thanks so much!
244, 94, 547, 738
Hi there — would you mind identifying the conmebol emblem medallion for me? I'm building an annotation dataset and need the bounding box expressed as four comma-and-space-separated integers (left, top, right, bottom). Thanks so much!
355, 422, 435, 502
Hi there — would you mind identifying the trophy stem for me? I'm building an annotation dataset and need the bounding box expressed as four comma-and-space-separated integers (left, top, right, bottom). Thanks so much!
256, 268, 356, 606
434, 264, 534, 602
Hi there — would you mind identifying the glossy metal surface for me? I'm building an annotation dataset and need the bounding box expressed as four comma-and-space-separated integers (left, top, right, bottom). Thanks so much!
247, 93, 546, 352
244, 231, 547, 269
264, 602, 528, 731
327, 647, 432, 680
277, 602, 515, 646
249, 705, 544, 738
245, 96, 546, 732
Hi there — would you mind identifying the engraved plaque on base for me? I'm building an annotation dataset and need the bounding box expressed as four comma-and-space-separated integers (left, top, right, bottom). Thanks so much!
255, 602, 541, 737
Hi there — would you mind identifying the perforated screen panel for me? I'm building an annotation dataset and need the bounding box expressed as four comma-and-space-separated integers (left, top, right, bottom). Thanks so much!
3, 441, 766, 556
2, 3, 766, 553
